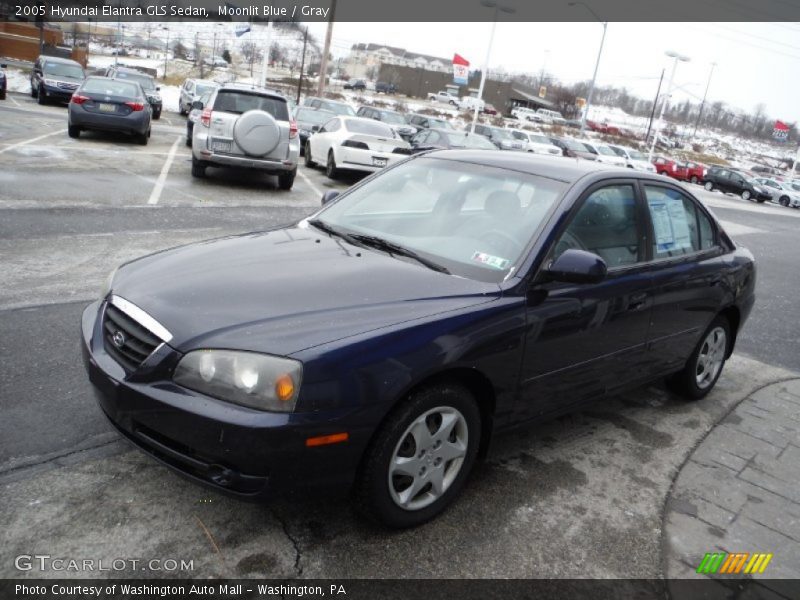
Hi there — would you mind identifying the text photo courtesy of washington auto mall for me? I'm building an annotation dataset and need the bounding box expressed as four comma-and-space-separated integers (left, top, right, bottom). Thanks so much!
2, 0, 800, 598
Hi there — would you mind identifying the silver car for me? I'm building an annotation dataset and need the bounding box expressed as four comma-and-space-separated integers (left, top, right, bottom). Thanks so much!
753, 177, 800, 208
179, 78, 219, 115
191, 84, 300, 190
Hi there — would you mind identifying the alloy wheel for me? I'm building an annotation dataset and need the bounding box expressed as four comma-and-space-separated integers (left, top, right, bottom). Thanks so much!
388, 406, 468, 511
695, 326, 726, 390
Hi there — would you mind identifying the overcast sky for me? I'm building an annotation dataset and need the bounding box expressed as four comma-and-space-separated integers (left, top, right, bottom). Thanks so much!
304, 21, 800, 123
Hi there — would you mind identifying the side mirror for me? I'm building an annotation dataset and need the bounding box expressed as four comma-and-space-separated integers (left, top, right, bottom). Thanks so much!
191, 100, 204, 110
156, 86, 161, 91
311, 125, 321, 133
321, 190, 340, 205
0, 63, 6, 69
546, 249, 607, 284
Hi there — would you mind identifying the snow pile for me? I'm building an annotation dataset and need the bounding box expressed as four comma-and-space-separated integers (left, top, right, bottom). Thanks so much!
4, 67, 30, 94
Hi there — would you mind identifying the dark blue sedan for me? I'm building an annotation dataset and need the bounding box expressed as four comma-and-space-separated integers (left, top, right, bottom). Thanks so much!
81, 151, 755, 528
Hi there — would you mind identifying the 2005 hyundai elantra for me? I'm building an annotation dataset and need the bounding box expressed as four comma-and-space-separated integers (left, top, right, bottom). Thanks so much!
82, 151, 755, 528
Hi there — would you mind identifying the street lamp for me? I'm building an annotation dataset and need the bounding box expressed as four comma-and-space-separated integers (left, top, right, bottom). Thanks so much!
569, 2, 607, 135
648, 50, 691, 162
469, 0, 516, 135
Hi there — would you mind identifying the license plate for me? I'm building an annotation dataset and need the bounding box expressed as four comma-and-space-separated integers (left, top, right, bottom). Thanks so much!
98, 103, 116, 113
212, 140, 232, 152
372, 157, 388, 167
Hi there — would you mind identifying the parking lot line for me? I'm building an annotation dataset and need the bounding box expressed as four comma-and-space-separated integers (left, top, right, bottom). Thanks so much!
147, 135, 182, 205
0, 128, 66, 155
298, 169, 322, 198
7, 95, 20, 107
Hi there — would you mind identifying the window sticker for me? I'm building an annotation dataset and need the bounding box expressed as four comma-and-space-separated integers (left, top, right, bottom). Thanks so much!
649, 197, 692, 253
471, 251, 510, 270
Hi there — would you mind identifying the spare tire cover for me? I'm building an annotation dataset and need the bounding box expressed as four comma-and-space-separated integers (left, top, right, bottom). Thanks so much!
233, 109, 281, 156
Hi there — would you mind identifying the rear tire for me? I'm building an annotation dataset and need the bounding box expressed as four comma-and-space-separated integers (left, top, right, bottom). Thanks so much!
667, 316, 731, 400
326, 150, 340, 180
191, 156, 206, 178
690, 175, 698, 184
304, 142, 316, 167
704, 181, 714, 191
31, 84, 37, 98
37, 87, 46, 105
278, 169, 296, 191
136, 130, 148, 146
741, 190, 751, 201
152, 109, 161, 120
354, 381, 481, 528
67, 125, 80, 139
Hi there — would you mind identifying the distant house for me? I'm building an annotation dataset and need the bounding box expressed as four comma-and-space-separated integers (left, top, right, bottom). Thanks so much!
344, 43, 450, 79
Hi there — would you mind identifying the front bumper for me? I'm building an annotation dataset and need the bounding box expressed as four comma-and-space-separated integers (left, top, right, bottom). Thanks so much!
81, 300, 366, 500
40, 82, 77, 102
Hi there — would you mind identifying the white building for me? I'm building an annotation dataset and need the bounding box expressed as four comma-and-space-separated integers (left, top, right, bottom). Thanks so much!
344, 43, 450, 80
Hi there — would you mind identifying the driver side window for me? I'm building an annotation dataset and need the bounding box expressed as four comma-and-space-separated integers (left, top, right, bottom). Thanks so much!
553, 184, 641, 268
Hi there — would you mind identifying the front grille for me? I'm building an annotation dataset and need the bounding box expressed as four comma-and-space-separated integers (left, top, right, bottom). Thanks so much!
57, 82, 79, 91
103, 303, 162, 372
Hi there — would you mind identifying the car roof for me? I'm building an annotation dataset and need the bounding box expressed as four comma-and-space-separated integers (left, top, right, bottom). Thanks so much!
422, 150, 642, 183
218, 83, 286, 98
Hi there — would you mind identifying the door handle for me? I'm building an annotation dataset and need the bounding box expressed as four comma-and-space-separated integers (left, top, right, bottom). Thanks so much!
627, 292, 648, 311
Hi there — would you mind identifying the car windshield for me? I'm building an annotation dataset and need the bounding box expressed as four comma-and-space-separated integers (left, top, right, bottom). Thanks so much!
595, 145, 616, 156
447, 132, 497, 149
530, 135, 551, 144
312, 157, 565, 282
563, 139, 590, 152
789, 182, 800, 192
510, 131, 527, 141
296, 108, 333, 125
213, 91, 289, 120
427, 117, 454, 130
345, 119, 397, 137
114, 71, 155, 90
324, 101, 356, 116
82, 78, 139, 97
378, 111, 406, 125
629, 150, 648, 160
490, 128, 513, 141
44, 63, 84, 79
195, 83, 216, 96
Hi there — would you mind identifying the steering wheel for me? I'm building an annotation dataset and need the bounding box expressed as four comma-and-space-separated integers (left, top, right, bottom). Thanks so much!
478, 229, 524, 257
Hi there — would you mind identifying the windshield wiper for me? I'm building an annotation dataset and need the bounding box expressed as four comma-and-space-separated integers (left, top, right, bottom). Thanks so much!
349, 234, 450, 274
307, 219, 360, 246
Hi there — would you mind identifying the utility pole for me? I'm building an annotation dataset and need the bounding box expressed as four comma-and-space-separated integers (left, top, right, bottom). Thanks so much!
260, 19, 273, 87
317, 0, 337, 96
645, 68, 664, 143
692, 62, 716, 140
163, 27, 170, 80
648, 51, 690, 162
297, 26, 308, 104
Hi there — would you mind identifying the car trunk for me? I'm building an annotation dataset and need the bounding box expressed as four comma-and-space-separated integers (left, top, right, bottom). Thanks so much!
80, 93, 140, 117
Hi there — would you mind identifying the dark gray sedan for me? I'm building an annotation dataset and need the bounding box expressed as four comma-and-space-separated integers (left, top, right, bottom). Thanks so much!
68, 77, 151, 145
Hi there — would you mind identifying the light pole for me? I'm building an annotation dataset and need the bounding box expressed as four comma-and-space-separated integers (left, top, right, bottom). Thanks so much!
538, 49, 549, 94
648, 50, 690, 162
692, 61, 716, 140
569, 2, 607, 134
469, 0, 516, 135
162, 25, 170, 80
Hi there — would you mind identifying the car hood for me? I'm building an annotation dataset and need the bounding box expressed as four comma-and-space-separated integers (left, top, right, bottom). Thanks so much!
112, 226, 499, 356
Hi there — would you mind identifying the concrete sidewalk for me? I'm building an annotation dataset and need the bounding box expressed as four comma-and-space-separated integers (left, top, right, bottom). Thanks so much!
664, 379, 800, 590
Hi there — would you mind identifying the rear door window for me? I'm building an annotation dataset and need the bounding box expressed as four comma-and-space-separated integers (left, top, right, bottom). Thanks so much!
643, 186, 703, 258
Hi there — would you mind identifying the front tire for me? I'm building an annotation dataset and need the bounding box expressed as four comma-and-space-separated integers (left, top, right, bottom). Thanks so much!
780, 196, 790, 207
152, 108, 161, 120
326, 150, 340, 179
37, 86, 46, 105
354, 382, 481, 528
667, 316, 731, 400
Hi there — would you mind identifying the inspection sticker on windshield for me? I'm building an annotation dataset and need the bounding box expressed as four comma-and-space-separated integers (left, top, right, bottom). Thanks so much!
472, 251, 510, 270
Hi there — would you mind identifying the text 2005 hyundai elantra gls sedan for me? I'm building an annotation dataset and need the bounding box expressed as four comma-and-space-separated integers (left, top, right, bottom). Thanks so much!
82, 151, 755, 528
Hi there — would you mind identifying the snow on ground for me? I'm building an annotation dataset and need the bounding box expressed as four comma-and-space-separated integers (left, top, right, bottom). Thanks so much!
5, 67, 30, 94
159, 85, 181, 113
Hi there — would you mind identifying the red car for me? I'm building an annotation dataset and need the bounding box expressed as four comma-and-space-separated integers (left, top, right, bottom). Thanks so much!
681, 161, 707, 184
482, 103, 498, 115
653, 156, 682, 178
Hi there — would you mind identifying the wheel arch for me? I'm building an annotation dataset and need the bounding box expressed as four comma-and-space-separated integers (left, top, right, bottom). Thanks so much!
718, 305, 741, 359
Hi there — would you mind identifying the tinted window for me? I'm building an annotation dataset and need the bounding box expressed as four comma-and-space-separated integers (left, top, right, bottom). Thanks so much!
213, 91, 289, 120
556, 185, 640, 267
644, 186, 702, 258
295, 108, 333, 125
322, 118, 341, 133
553, 185, 640, 268
113, 71, 155, 90
698, 208, 716, 250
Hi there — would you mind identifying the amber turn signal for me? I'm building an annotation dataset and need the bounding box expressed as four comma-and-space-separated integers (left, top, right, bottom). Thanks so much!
305, 432, 349, 447
274, 374, 295, 402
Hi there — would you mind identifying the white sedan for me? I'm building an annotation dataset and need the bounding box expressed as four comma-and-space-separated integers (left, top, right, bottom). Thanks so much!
305, 116, 412, 179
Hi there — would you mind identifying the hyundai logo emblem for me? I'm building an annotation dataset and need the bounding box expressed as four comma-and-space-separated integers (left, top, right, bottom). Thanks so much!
112, 331, 126, 348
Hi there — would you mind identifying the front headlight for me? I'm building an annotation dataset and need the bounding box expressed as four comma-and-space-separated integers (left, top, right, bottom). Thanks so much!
101, 267, 117, 298
174, 350, 302, 412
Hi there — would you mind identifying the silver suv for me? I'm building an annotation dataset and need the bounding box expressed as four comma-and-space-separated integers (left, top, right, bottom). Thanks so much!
191, 84, 300, 190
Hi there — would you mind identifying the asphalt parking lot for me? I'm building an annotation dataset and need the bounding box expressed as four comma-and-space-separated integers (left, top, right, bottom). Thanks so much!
2, 92, 800, 580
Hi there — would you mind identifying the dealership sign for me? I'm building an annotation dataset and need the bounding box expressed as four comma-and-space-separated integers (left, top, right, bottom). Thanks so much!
773, 120, 790, 141
453, 53, 469, 85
